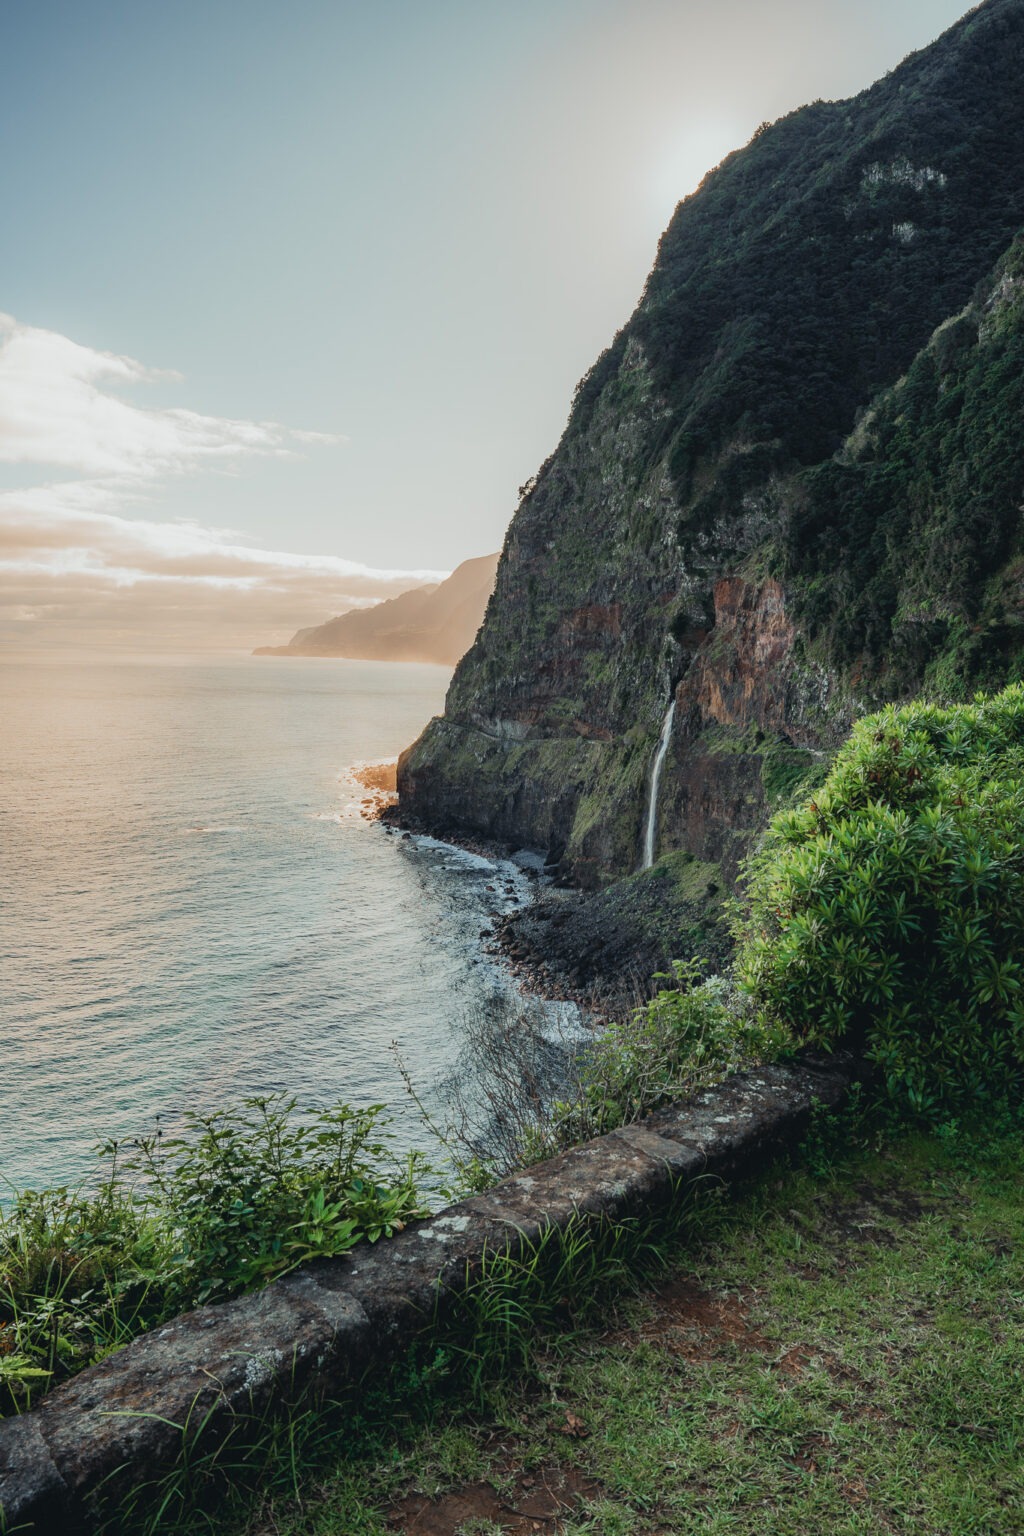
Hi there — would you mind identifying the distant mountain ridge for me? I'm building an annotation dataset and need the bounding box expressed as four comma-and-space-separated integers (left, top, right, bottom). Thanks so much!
254, 553, 499, 666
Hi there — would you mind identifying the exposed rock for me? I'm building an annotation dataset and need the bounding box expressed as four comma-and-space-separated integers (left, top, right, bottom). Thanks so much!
495, 851, 732, 1011
399, 0, 1024, 892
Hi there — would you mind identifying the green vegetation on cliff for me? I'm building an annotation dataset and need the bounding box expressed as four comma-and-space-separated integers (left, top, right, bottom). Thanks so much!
0, 1099, 426, 1415
400, 0, 1024, 897
786, 237, 1024, 694
631, 7, 1024, 497
476, 686, 1024, 1188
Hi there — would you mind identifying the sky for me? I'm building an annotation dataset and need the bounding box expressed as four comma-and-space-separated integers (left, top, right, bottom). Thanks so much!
1, 0, 970, 651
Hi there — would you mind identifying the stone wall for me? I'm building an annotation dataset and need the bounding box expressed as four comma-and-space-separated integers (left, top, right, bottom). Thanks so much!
0, 1050, 864, 1533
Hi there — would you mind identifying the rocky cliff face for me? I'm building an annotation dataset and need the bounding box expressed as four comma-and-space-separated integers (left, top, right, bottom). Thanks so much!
650, 577, 814, 887
400, 0, 1024, 892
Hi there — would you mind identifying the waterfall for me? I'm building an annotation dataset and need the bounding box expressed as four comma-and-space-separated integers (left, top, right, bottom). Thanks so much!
642, 698, 676, 870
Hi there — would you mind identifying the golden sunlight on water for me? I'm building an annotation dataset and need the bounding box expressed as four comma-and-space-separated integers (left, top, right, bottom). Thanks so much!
0, 654, 570, 1196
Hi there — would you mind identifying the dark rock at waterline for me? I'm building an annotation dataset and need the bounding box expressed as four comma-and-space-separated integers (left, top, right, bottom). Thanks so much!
380, 804, 725, 1006
496, 848, 733, 1011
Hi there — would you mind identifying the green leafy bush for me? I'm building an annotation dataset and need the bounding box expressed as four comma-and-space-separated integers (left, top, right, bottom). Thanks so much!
121, 1097, 425, 1303
735, 686, 1024, 1116
0, 1096, 429, 1413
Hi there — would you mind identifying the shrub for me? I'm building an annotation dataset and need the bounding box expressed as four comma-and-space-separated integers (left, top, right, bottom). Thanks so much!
735, 685, 1024, 1116
121, 1097, 426, 1304
412, 977, 783, 1188
0, 1096, 429, 1413
546, 964, 787, 1150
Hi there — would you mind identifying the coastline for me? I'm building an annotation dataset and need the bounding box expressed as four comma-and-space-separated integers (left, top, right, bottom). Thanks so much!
376, 798, 618, 1019
379, 793, 732, 1019
380, 785, 622, 1013
363, 776, 601, 1049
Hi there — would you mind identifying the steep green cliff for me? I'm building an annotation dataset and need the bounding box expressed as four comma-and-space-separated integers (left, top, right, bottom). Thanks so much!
400, 0, 1024, 890
785, 238, 1024, 697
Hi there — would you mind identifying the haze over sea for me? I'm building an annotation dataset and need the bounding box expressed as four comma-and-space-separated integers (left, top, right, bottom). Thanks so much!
1, 654, 557, 1196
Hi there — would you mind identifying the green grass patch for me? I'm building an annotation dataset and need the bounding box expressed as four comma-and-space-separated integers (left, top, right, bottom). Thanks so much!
89, 1108, 1023, 1535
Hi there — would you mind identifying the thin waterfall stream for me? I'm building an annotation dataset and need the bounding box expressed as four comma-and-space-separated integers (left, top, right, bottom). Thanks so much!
641, 698, 676, 869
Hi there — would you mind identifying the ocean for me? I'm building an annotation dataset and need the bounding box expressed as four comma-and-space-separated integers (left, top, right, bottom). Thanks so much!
0, 652, 574, 1196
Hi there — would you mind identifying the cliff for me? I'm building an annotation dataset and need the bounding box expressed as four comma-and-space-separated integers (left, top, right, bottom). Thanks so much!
255, 553, 498, 666
400, 0, 1024, 895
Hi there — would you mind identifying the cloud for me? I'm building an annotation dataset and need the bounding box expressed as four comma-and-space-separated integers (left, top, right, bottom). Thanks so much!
0, 313, 312, 478
0, 316, 447, 649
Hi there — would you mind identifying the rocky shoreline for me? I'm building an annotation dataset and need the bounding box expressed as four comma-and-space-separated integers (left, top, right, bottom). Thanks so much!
379, 804, 733, 1016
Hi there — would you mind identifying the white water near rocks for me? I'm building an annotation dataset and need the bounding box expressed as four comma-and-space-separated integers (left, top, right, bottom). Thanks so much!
642, 699, 676, 869
0, 653, 584, 1196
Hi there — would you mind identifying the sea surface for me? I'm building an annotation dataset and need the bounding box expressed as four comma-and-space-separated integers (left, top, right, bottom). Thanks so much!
0, 653, 575, 1197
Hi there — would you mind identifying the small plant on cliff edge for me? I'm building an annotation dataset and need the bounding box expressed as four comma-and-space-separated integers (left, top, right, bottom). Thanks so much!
546, 964, 788, 1150
734, 685, 1024, 1118
121, 1096, 428, 1304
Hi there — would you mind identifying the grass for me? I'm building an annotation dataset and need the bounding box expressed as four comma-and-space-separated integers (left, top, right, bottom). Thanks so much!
98, 1108, 1023, 1535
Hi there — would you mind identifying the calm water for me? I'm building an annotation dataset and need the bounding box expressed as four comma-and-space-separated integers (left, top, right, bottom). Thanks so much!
0, 653, 564, 1195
